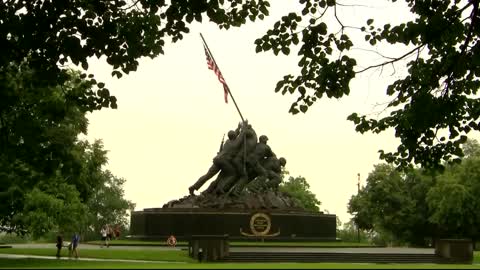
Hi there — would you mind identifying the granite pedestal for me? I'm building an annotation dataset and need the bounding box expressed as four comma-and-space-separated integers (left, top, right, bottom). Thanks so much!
129, 208, 336, 241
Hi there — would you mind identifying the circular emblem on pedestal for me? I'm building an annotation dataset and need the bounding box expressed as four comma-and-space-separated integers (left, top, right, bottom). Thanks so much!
249, 213, 271, 236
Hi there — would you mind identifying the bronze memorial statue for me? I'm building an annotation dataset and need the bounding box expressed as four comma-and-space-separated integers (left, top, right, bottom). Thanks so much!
131, 120, 337, 241
163, 121, 305, 210
130, 37, 337, 243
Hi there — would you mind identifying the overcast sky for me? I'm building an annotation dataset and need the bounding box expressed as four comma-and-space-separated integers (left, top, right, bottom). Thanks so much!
81, 1, 476, 224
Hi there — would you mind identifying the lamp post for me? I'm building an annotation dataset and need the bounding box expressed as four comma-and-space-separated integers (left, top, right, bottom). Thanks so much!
357, 173, 360, 243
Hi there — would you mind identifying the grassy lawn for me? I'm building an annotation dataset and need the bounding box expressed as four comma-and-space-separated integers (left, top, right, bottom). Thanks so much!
0, 248, 195, 262
0, 259, 479, 269
3, 248, 480, 262
1, 247, 479, 269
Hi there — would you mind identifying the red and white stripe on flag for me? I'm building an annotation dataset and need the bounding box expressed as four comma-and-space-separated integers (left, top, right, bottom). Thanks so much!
204, 46, 229, 103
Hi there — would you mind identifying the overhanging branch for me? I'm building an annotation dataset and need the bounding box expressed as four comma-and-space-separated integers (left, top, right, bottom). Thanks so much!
355, 45, 425, 74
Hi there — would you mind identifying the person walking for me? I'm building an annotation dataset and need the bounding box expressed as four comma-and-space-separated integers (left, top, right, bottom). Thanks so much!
69, 232, 80, 259
107, 225, 113, 242
114, 225, 121, 240
100, 226, 109, 248
55, 233, 63, 258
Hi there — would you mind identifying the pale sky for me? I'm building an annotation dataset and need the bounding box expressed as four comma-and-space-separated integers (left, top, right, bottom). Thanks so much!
80, 1, 467, 224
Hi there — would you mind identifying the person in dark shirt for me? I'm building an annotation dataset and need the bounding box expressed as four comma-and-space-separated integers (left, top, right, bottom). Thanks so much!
55, 233, 63, 258
69, 233, 80, 259
114, 225, 121, 239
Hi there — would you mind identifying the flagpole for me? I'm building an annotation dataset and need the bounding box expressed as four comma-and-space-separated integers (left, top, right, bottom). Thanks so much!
200, 33, 248, 176
200, 33, 245, 123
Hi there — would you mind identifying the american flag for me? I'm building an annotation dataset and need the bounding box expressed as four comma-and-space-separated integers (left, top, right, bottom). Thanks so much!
204, 44, 229, 103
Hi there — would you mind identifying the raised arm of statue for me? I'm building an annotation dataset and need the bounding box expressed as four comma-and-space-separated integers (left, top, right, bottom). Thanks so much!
231, 128, 246, 149
236, 122, 242, 134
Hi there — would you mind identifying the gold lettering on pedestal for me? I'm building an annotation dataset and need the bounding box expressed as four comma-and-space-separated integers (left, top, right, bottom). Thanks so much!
240, 213, 280, 237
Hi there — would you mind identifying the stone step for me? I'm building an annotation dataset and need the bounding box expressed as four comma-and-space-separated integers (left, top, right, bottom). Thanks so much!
221, 252, 447, 263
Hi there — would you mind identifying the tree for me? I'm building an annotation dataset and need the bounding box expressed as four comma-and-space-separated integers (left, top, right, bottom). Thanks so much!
254, 0, 480, 170
462, 138, 480, 158
280, 175, 321, 211
348, 164, 435, 245
3, 1, 479, 170
336, 219, 371, 243
85, 170, 135, 237
0, 65, 95, 234
349, 140, 480, 245
0, 65, 131, 236
426, 139, 480, 240
6, 141, 134, 239
17, 183, 88, 239
0, 0, 271, 112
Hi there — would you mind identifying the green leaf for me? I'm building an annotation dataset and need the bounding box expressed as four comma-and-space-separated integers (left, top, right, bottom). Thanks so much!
292, 34, 299, 45
195, 13, 202, 22
298, 86, 306, 95
299, 105, 308, 113
317, 22, 327, 35
326, 0, 335, 6
111, 70, 123, 78
262, 42, 272, 51
259, 5, 269, 16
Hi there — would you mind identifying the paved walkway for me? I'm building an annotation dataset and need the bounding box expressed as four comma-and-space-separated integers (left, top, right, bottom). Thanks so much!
9, 243, 182, 251
231, 246, 436, 254
0, 253, 185, 263
7, 243, 435, 254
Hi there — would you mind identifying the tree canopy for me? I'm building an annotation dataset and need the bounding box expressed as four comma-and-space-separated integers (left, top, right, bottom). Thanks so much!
0, 0, 270, 112
280, 175, 322, 212
86, 170, 135, 235
348, 139, 480, 245
2, 1, 478, 170
348, 163, 434, 245
254, 0, 480, 170
0, 66, 133, 236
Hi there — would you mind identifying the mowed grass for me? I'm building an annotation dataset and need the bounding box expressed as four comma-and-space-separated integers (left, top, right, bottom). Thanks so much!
1, 247, 479, 269
0, 248, 195, 262
0, 259, 479, 269
3, 248, 480, 263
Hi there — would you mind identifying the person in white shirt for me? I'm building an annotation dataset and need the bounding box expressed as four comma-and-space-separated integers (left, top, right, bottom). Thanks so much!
100, 226, 108, 248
